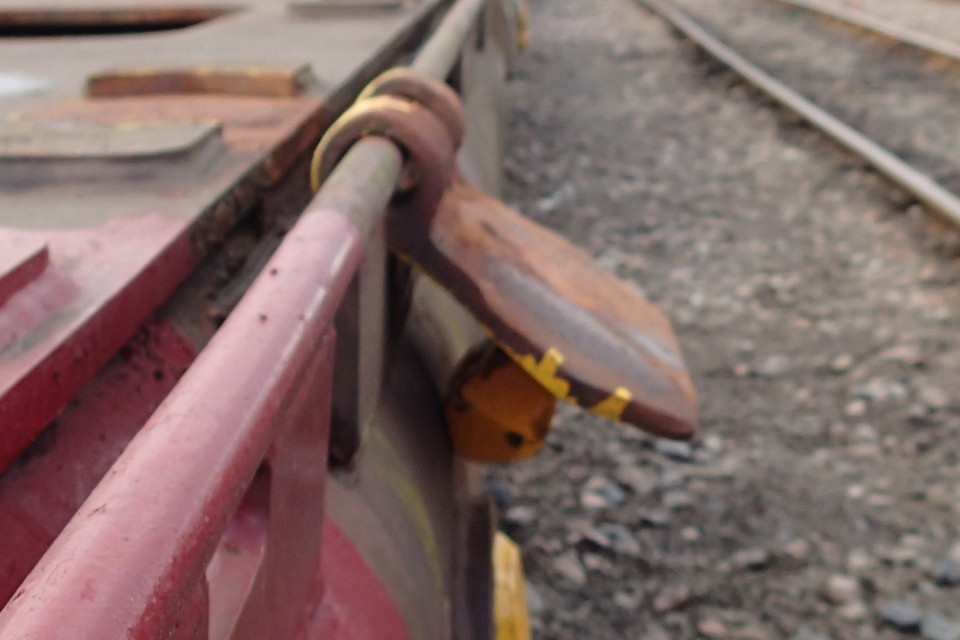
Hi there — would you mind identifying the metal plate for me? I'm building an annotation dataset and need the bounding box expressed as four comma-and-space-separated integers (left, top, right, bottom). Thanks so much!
396, 175, 699, 439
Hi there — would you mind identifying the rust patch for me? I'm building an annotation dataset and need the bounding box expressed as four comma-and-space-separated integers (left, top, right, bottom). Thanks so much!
0, 6, 232, 36
21, 95, 323, 155
87, 63, 320, 98
392, 175, 699, 439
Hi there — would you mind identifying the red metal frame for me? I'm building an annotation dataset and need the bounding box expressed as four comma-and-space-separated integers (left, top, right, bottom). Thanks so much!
0, 205, 370, 638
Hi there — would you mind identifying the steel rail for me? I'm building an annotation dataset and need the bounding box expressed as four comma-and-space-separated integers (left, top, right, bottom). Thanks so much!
638, 0, 960, 230
313, 0, 486, 233
765, 0, 960, 65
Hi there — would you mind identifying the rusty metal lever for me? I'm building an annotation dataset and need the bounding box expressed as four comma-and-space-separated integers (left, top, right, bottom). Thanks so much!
392, 174, 699, 440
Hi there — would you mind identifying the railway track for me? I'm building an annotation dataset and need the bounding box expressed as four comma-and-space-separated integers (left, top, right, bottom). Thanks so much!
640, 0, 960, 232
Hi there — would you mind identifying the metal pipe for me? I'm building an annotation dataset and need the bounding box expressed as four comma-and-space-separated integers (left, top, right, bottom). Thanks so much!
638, 0, 960, 230
310, 0, 486, 227
411, 0, 486, 80
312, 136, 404, 239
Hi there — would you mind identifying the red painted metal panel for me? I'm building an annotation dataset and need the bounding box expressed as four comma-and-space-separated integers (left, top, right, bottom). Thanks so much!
0, 320, 196, 607
0, 206, 361, 639
0, 213, 198, 472
0, 238, 48, 309
307, 518, 413, 640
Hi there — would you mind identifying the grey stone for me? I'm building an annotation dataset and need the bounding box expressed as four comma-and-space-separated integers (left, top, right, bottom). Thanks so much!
524, 581, 545, 616
552, 551, 587, 586
934, 557, 960, 587
916, 381, 950, 410
659, 467, 688, 489
829, 353, 854, 373
602, 482, 627, 505
823, 574, 862, 604
879, 601, 923, 632
662, 490, 695, 510
756, 354, 790, 378
581, 475, 621, 509
652, 585, 689, 613
643, 624, 671, 640
613, 588, 643, 609
503, 505, 536, 528
922, 614, 960, 640
640, 508, 671, 527
598, 523, 643, 558
732, 547, 771, 571
485, 482, 512, 510
654, 439, 693, 462
615, 465, 658, 496
857, 378, 908, 402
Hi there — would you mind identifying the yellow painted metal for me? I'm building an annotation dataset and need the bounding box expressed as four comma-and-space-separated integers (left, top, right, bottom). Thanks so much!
446, 349, 556, 462
493, 532, 532, 640
591, 386, 631, 421
515, 0, 530, 52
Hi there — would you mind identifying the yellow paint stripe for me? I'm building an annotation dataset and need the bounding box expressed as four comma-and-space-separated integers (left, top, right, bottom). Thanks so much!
591, 386, 631, 421
494, 532, 532, 640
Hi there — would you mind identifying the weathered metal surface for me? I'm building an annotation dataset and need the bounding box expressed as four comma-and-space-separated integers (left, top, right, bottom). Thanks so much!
393, 175, 699, 439
309, 517, 412, 640
0, 121, 226, 187
311, 95, 456, 207
323, 342, 462, 640
0, 7, 231, 33
0, 205, 360, 638
87, 63, 320, 98
0, 3, 528, 640
0, 214, 192, 473
0, 0, 448, 469
289, 0, 409, 18
0, 238, 48, 308
0, 320, 196, 607
357, 67, 467, 148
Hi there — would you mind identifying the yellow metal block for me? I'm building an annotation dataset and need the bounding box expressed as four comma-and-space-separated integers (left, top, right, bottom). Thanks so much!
494, 532, 532, 640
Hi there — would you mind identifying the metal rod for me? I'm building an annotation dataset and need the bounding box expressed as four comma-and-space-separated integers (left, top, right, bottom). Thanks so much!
411, 0, 486, 80
312, 136, 404, 238
638, 0, 960, 230
309, 0, 485, 227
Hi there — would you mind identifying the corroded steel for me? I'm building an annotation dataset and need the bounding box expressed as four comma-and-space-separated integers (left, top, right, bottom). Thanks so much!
393, 175, 699, 439
357, 67, 467, 148
310, 94, 456, 207
86, 63, 320, 98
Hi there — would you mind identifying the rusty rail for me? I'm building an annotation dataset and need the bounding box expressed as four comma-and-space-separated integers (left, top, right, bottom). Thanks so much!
0, 0, 490, 637
765, 0, 960, 64
638, 0, 960, 231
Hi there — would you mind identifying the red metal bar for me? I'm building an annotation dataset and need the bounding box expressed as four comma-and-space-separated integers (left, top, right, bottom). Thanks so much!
0, 205, 361, 639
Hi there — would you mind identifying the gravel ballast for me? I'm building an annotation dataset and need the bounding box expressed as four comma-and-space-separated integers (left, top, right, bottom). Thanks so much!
487, 0, 960, 638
